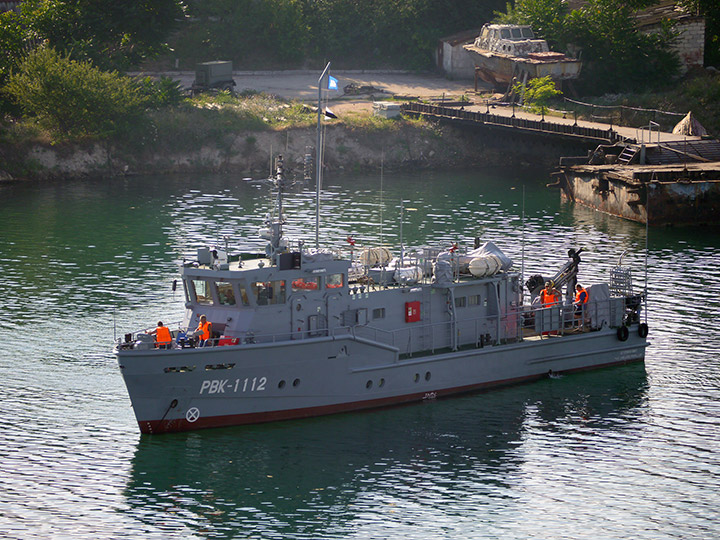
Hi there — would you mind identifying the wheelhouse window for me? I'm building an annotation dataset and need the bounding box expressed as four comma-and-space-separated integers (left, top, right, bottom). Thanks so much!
252, 280, 286, 305
238, 282, 250, 306
291, 277, 319, 293
455, 296, 467, 308
521, 27, 534, 39
191, 279, 212, 305
216, 281, 236, 306
511, 28, 522, 39
469, 294, 481, 306
372, 308, 385, 319
327, 273, 344, 289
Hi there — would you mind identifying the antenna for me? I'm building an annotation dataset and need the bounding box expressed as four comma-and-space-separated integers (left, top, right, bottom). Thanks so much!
521, 184, 526, 304
380, 152, 384, 246
316, 62, 331, 249
644, 184, 649, 324
399, 199, 404, 266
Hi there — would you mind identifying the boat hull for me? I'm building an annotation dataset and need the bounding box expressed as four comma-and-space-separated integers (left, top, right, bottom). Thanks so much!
463, 46, 581, 85
117, 324, 647, 434
560, 166, 720, 226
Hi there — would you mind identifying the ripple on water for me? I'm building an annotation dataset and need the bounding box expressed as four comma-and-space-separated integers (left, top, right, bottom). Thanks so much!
1, 172, 720, 539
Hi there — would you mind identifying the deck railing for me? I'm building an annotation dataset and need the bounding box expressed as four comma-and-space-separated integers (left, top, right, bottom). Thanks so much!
119, 295, 637, 354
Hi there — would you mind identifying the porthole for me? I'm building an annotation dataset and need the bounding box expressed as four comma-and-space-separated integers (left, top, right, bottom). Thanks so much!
366, 380, 373, 389
293, 378, 300, 387
425, 371, 431, 381
379, 378, 385, 388
414, 373, 420, 383
278, 380, 286, 389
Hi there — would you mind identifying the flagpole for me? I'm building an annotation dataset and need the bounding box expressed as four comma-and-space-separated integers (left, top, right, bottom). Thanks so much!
316, 62, 331, 250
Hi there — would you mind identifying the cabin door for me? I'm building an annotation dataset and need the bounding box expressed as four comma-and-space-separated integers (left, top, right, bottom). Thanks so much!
291, 295, 326, 339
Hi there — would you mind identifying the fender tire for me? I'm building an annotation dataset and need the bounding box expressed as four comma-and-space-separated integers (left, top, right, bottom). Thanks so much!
617, 325, 629, 341
638, 323, 649, 338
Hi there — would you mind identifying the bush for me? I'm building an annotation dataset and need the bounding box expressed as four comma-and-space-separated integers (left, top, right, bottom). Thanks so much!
4, 47, 149, 139
137, 75, 187, 109
514, 76, 562, 114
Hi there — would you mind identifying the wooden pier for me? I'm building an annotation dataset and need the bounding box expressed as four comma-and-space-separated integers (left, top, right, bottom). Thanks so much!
401, 102, 624, 146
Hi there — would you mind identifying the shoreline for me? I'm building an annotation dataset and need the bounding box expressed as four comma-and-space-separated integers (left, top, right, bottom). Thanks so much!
0, 120, 564, 183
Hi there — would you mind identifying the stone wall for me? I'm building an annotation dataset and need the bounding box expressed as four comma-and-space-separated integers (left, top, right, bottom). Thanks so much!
673, 18, 705, 72
1, 122, 587, 182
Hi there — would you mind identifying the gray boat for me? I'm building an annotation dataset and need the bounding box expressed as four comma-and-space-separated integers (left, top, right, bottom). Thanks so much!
115, 155, 648, 434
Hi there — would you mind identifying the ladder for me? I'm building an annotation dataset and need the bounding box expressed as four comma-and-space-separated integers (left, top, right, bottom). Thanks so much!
617, 146, 639, 165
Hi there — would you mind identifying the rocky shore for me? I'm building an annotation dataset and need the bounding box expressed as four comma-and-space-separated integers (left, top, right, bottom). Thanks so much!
1, 121, 550, 182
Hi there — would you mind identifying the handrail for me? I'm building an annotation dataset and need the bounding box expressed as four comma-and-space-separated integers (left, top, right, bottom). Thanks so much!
120, 295, 641, 354
401, 102, 618, 143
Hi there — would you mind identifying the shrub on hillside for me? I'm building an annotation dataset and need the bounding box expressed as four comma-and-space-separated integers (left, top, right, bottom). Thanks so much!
4, 47, 149, 139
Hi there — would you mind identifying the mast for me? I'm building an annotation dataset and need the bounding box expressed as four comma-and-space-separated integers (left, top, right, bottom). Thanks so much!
265, 154, 287, 263
521, 185, 525, 304
316, 62, 331, 249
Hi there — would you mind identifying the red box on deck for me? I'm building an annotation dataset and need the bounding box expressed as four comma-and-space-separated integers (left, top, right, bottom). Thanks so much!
405, 301, 421, 322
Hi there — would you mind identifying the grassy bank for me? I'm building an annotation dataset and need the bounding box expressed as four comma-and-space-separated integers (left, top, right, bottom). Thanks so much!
567, 69, 720, 136
3, 70, 720, 181
0, 92, 451, 180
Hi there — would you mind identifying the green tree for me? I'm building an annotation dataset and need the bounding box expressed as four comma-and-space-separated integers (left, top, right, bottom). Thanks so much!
173, 0, 506, 70
4, 47, 149, 139
564, 0, 679, 93
513, 75, 561, 115
0, 0, 185, 72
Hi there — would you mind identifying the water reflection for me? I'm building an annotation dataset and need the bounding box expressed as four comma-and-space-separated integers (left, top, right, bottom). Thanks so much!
124, 365, 648, 539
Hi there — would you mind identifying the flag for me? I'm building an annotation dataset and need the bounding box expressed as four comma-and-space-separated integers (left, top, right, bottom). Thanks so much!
328, 75, 338, 91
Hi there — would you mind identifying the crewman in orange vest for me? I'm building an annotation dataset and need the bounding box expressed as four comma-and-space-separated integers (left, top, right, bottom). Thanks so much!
540, 281, 560, 306
574, 284, 589, 320
574, 284, 589, 306
195, 314, 213, 347
151, 321, 172, 349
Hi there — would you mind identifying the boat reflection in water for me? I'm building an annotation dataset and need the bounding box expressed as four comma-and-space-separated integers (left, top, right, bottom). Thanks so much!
123, 363, 648, 538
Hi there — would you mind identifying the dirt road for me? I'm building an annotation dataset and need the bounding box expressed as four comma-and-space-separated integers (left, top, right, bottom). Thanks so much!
134, 69, 479, 102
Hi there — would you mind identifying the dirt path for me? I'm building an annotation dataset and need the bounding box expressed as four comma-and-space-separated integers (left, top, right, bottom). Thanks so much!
132, 69, 481, 103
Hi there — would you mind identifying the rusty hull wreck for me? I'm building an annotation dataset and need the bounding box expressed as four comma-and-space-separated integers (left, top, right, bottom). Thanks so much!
555, 140, 720, 226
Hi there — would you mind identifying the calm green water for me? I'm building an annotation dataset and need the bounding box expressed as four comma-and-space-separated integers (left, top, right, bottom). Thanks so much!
1, 170, 719, 539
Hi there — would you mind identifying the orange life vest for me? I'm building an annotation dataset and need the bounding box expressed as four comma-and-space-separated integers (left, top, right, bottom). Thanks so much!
197, 321, 211, 340
155, 326, 172, 345
540, 289, 559, 306
575, 288, 589, 304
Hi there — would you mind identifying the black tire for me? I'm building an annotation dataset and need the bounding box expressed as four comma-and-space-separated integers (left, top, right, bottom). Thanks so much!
617, 325, 629, 341
638, 323, 649, 338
